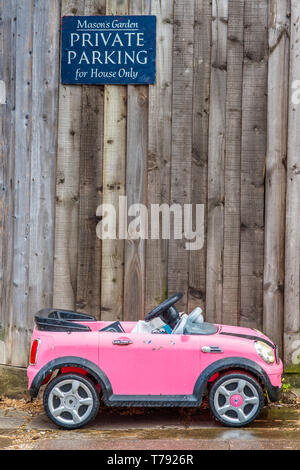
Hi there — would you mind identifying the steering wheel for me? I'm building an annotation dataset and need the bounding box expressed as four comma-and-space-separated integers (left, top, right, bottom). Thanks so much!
144, 293, 183, 327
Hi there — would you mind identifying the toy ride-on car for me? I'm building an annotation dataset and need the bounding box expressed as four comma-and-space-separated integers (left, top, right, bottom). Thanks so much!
27, 293, 283, 429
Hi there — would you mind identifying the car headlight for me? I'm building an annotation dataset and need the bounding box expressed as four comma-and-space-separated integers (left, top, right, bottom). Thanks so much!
253, 328, 262, 335
254, 341, 275, 364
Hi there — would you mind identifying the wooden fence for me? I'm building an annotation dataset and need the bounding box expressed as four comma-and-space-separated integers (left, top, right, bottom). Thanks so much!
0, 0, 300, 370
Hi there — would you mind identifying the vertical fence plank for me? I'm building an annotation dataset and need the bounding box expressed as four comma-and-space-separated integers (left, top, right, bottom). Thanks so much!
167, 0, 194, 313
264, 0, 289, 352
101, 84, 126, 321
205, 0, 228, 323
5, 0, 33, 365
145, 0, 174, 313
76, 86, 103, 317
240, 0, 268, 330
28, 0, 60, 329
123, 84, 148, 320
0, 0, 17, 364
76, 0, 105, 318
284, 0, 300, 370
53, 0, 85, 311
187, 0, 211, 314
222, 0, 244, 326
101, 0, 128, 321
123, 0, 150, 320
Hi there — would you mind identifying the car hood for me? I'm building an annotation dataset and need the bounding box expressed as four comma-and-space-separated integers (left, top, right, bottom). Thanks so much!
217, 324, 275, 347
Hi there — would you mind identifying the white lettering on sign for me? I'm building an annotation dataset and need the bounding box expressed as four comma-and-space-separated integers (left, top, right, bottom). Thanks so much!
70, 32, 145, 48
69, 50, 148, 66
77, 19, 139, 30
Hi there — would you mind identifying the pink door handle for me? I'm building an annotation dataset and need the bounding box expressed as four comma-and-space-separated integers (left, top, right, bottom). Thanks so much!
112, 338, 133, 346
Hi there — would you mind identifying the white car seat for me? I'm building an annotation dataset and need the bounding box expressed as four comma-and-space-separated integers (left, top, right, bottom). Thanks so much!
172, 307, 204, 334
131, 307, 204, 335
188, 307, 204, 323
131, 316, 166, 334
172, 313, 188, 334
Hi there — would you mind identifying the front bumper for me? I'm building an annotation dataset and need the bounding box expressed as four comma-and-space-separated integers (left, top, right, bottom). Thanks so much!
264, 359, 283, 402
267, 384, 281, 402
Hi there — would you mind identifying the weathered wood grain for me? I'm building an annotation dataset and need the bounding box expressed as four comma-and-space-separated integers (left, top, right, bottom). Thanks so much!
11, 0, 33, 310
101, 84, 127, 321
5, 0, 34, 366
76, 87, 103, 318
222, 0, 244, 326
27, 0, 60, 338
123, 0, 150, 320
53, 0, 85, 311
284, 0, 300, 369
240, 0, 268, 330
123, 84, 148, 320
205, 0, 228, 323
0, 0, 17, 365
124, 81, 148, 320
101, 0, 128, 321
76, 0, 105, 319
264, 0, 289, 352
145, 0, 174, 313
187, 0, 211, 315
167, 0, 194, 313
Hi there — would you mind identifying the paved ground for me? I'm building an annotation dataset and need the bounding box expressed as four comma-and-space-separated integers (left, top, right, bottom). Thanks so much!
0, 395, 300, 450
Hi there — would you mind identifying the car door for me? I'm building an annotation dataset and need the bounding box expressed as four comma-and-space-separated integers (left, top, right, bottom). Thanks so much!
99, 331, 201, 396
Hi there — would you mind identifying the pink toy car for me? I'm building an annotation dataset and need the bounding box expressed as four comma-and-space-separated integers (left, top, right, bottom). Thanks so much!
27, 293, 283, 429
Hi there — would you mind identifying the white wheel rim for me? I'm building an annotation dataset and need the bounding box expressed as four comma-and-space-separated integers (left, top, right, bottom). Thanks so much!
48, 378, 94, 426
214, 377, 260, 425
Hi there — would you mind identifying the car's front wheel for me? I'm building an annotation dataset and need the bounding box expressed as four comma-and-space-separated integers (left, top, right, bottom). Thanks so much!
209, 372, 264, 427
43, 373, 100, 429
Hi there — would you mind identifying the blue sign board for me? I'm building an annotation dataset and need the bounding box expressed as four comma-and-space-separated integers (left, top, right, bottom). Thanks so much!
61, 16, 156, 85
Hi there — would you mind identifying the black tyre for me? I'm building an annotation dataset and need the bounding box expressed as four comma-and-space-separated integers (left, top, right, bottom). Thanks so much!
209, 372, 264, 427
43, 373, 100, 430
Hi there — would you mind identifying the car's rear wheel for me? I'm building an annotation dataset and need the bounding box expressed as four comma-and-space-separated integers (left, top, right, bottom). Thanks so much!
209, 372, 264, 427
43, 373, 100, 429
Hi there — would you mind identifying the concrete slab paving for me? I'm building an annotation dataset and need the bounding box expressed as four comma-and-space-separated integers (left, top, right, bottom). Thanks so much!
26, 404, 300, 432
39, 438, 300, 450
31, 432, 300, 450
23, 426, 300, 443
33, 438, 230, 450
27, 407, 219, 431
26, 412, 57, 432
0, 409, 28, 429
0, 436, 13, 449
229, 440, 300, 450
1, 401, 300, 450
